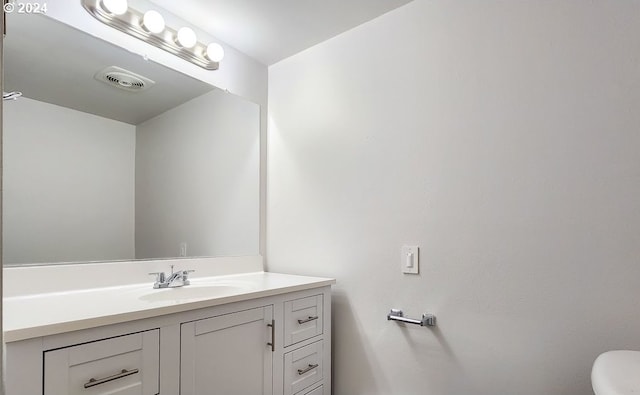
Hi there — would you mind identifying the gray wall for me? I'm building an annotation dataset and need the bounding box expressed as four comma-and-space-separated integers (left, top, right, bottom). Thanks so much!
135, 89, 260, 259
266, 1, 640, 394
3, 97, 135, 264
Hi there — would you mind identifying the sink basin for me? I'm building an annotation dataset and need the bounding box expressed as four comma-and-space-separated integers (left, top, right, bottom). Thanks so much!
138, 282, 253, 302
592, 350, 640, 395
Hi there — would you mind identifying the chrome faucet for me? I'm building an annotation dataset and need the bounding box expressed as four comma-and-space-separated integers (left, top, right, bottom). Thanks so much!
149, 265, 195, 289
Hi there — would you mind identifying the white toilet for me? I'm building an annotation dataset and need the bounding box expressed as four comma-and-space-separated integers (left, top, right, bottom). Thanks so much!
592, 350, 640, 395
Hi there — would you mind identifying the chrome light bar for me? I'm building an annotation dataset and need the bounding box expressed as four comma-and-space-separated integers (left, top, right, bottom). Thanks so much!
82, 0, 222, 70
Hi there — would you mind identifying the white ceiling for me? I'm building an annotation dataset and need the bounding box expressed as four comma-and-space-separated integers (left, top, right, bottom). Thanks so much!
148, 0, 414, 66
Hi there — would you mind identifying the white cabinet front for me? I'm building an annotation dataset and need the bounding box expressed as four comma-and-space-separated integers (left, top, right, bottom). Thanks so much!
283, 295, 323, 348
180, 306, 274, 395
43, 330, 160, 395
284, 340, 324, 395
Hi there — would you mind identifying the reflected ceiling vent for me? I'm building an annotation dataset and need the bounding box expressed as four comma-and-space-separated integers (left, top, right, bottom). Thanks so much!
94, 66, 155, 92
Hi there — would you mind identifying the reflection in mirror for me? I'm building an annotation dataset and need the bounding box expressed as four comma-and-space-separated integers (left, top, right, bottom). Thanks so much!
2, 13, 260, 266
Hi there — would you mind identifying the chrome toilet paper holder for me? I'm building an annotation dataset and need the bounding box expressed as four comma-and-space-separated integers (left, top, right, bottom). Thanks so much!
387, 309, 436, 327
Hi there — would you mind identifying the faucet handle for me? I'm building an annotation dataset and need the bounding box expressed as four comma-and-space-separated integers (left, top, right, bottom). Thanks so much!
182, 269, 195, 279
179, 269, 195, 286
149, 272, 166, 283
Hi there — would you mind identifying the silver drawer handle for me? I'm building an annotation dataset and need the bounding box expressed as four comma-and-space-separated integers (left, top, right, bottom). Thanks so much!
297, 363, 319, 375
84, 368, 139, 389
297, 316, 319, 324
267, 320, 275, 352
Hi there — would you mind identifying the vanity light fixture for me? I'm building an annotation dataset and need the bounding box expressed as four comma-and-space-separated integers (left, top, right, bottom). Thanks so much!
142, 10, 165, 34
101, 0, 128, 15
82, 0, 224, 70
206, 43, 225, 63
176, 27, 197, 48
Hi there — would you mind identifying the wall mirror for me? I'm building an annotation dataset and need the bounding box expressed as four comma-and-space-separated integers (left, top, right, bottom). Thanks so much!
2, 12, 260, 266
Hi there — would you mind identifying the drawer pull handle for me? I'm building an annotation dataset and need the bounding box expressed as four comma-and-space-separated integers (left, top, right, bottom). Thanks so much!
297, 363, 319, 375
84, 368, 139, 389
297, 316, 319, 324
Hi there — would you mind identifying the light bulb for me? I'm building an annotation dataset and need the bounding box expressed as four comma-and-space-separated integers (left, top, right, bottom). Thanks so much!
205, 43, 224, 62
101, 0, 128, 15
176, 27, 197, 48
142, 10, 165, 34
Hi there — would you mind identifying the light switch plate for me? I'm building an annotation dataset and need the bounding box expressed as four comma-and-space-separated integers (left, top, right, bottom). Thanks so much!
401, 245, 419, 274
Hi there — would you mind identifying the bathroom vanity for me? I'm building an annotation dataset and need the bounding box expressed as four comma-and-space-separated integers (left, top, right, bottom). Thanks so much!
3, 258, 334, 395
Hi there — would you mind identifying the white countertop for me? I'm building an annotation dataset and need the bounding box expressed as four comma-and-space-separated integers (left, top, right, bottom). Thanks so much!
3, 271, 335, 342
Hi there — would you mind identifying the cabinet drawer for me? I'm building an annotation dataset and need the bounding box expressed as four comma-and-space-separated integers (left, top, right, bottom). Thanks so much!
284, 294, 323, 347
44, 330, 160, 395
284, 340, 323, 395
297, 385, 323, 395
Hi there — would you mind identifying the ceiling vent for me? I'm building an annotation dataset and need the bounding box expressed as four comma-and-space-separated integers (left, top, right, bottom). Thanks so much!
94, 66, 155, 92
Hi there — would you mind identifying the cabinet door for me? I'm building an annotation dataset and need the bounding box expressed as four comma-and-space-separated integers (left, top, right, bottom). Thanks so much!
181, 306, 274, 395
43, 330, 160, 395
